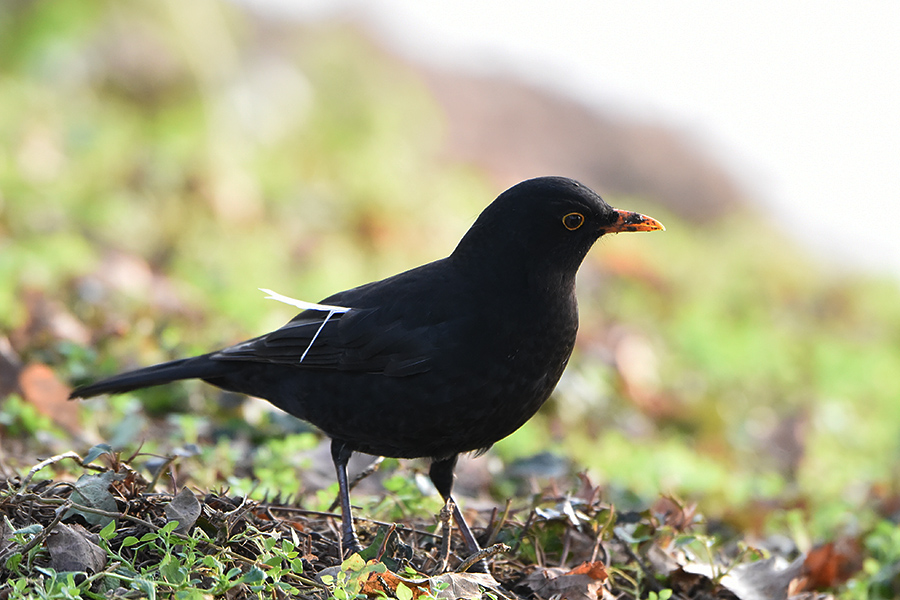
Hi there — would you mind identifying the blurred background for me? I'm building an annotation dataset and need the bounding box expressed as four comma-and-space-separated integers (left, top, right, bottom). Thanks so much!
2, 0, 899, 544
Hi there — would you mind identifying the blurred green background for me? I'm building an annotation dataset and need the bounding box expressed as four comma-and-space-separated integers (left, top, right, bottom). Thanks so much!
2, 0, 900, 548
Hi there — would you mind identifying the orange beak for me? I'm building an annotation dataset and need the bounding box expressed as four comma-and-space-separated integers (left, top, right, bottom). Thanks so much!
602, 209, 666, 234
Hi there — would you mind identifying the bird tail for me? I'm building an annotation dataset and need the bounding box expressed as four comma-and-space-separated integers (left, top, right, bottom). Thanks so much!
69, 355, 225, 399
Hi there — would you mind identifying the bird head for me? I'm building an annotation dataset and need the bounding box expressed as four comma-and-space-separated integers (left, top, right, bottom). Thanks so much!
452, 177, 664, 285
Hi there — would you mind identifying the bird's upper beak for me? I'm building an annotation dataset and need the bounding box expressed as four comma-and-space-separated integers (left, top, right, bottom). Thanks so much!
602, 209, 666, 234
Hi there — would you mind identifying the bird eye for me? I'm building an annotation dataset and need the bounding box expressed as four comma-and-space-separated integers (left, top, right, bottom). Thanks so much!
562, 212, 585, 231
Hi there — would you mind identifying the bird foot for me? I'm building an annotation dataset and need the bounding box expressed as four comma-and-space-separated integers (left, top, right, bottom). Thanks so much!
342, 535, 364, 558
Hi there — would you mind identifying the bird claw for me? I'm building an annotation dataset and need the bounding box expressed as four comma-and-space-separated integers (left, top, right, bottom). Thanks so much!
342, 535, 364, 558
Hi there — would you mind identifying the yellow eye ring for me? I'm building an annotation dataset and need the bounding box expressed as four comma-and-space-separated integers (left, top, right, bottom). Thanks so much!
562, 212, 585, 231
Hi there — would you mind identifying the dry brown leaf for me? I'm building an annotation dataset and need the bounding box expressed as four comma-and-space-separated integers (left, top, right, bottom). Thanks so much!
361, 568, 502, 600
522, 561, 608, 600
652, 495, 698, 531
18, 363, 81, 433
361, 569, 430, 598
796, 539, 863, 591
430, 572, 503, 600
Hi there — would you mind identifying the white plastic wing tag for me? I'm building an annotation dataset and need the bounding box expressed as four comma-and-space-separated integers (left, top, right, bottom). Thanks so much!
259, 288, 351, 363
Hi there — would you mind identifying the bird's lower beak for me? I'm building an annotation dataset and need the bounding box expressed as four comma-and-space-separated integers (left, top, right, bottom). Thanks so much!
603, 209, 666, 233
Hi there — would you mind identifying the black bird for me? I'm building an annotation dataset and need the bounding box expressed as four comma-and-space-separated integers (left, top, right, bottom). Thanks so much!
70, 176, 664, 558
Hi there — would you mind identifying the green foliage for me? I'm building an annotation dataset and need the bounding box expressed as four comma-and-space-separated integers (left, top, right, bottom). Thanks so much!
845, 521, 900, 599
0, 516, 317, 599
249, 432, 320, 499
319, 553, 386, 600
0, 394, 56, 438
376, 473, 443, 523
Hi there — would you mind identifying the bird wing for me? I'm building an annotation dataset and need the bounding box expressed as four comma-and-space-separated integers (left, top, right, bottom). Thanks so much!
211, 300, 436, 377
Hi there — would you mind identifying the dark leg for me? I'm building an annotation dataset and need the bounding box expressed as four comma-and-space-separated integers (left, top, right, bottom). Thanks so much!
429, 455, 481, 556
331, 438, 362, 555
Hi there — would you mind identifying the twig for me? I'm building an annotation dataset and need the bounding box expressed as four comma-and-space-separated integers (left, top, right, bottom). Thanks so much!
486, 498, 512, 547
0, 500, 72, 567
512, 508, 536, 554
456, 543, 509, 573
559, 526, 571, 567
590, 503, 615, 564
612, 529, 666, 595
265, 505, 441, 540
146, 454, 177, 492
16, 452, 90, 493
375, 523, 397, 563
17, 493, 160, 532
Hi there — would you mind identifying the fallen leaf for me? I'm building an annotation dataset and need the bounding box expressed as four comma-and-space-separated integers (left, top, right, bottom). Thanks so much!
47, 523, 107, 573
361, 569, 429, 598
18, 363, 81, 433
652, 495, 698, 531
521, 561, 608, 600
430, 572, 504, 600
64, 471, 123, 527
358, 567, 503, 600
722, 555, 806, 600
797, 539, 862, 591
164, 487, 201, 534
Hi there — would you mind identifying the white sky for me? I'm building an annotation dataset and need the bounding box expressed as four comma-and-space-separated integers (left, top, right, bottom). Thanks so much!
248, 0, 900, 277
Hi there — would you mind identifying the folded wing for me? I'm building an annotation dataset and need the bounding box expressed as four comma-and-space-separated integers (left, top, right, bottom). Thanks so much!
212, 306, 436, 377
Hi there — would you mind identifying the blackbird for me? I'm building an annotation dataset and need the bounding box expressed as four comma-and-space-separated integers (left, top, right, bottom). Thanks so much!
70, 176, 663, 558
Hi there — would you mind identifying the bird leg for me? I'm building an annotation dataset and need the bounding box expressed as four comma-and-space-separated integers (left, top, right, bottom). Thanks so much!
328, 456, 385, 512
331, 438, 362, 555
428, 456, 484, 558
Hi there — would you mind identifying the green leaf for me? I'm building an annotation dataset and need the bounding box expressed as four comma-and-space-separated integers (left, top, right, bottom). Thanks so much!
159, 520, 180, 536
264, 555, 282, 568
238, 566, 265, 585
4, 552, 22, 572
395, 582, 413, 600
83, 443, 114, 465
341, 553, 366, 572
160, 558, 186, 585
12, 524, 44, 536
290, 557, 304, 573
99, 520, 117, 540
122, 536, 139, 547
131, 578, 157, 600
